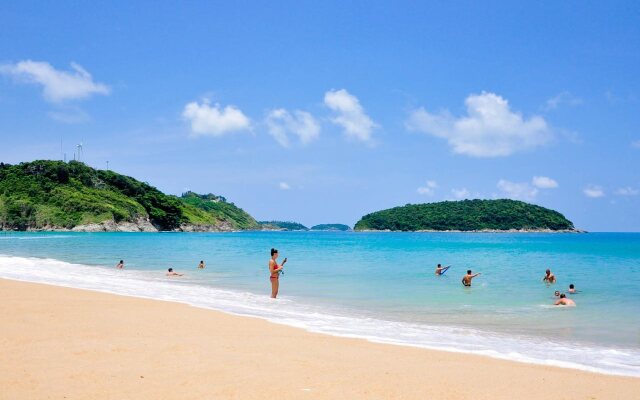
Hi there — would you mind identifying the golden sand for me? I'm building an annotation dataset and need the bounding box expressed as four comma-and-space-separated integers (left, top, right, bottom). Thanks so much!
1, 279, 638, 399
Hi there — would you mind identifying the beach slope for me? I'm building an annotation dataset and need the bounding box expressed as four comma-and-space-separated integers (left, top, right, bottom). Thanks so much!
1, 279, 637, 399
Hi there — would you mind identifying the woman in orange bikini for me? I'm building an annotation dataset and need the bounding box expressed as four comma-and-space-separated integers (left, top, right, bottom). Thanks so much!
269, 248, 287, 298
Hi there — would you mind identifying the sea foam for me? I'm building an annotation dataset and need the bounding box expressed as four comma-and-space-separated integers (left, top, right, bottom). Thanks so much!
1, 254, 639, 377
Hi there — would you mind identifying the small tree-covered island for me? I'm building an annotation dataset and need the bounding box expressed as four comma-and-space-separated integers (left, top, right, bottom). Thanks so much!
258, 221, 309, 231
354, 199, 579, 232
310, 224, 351, 231
0, 160, 259, 231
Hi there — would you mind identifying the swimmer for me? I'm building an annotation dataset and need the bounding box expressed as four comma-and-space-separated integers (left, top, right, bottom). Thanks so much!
554, 293, 576, 306
461, 270, 481, 287
554, 290, 561, 298
543, 268, 556, 284
115, 260, 124, 269
269, 248, 287, 299
198, 260, 205, 269
568, 284, 576, 294
166, 267, 183, 277
435, 264, 450, 276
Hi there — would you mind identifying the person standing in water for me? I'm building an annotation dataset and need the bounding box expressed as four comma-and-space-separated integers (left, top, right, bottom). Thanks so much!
568, 284, 576, 293
198, 260, 205, 269
268, 248, 287, 299
115, 260, 124, 269
462, 270, 481, 287
543, 268, 557, 284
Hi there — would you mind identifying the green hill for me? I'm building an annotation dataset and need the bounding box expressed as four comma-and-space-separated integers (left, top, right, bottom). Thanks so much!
180, 191, 259, 230
0, 160, 258, 231
354, 199, 576, 232
258, 221, 309, 231
310, 224, 351, 231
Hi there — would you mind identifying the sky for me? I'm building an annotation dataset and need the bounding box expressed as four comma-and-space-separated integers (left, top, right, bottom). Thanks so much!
0, 1, 639, 231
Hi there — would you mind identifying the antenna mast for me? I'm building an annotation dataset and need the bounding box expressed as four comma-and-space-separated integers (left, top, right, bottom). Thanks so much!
76, 143, 83, 162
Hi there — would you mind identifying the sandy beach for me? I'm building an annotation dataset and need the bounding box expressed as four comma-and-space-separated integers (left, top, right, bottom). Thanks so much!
1, 278, 638, 400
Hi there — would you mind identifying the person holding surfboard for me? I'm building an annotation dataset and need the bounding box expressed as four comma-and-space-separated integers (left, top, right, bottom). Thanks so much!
269, 248, 287, 299
435, 264, 450, 276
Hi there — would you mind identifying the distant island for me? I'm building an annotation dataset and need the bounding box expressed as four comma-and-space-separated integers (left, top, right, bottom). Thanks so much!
0, 160, 259, 232
258, 221, 309, 231
310, 224, 351, 231
354, 199, 578, 232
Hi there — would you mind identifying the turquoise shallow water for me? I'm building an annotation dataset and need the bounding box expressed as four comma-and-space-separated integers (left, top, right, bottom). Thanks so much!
1, 231, 639, 376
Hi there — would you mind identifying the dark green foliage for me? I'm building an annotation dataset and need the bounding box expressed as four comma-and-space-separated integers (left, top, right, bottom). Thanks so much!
310, 224, 351, 231
354, 199, 575, 232
259, 221, 309, 231
0, 160, 257, 231
180, 191, 259, 230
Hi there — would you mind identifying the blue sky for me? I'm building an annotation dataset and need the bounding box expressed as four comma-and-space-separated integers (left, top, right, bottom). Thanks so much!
1, 1, 639, 230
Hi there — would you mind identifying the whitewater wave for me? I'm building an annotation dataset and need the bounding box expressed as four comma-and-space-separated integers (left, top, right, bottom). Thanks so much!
0, 254, 638, 377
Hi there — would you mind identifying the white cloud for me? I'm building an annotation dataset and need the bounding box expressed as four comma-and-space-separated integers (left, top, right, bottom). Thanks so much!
0, 60, 110, 102
615, 186, 639, 196
265, 109, 320, 147
406, 92, 552, 157
544, 91, 583, 111
324, 89, 378, 142
279, 182, 290, 190
182, 99, 250, 137
451, 188, 471, 199
417, 180, 437, 196
584, 185, 605, 198
632, 140, 640, 149
497, 179, 538, 201
532, 176, 558, 189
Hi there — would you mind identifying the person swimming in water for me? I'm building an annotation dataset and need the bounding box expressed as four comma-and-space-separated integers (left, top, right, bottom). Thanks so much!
554, 290, 561, 298
115, 260, 124, 269
435, 264, 450, 276
166, 267, 183, 277
461, 270, 481, 287
198, 260, 205, 269
568, 283, 576, 293
543, 268, 556, 284
268, 248, 287, 299
554, 293, 576, 306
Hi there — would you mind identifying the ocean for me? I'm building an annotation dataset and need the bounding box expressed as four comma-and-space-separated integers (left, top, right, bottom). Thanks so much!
1, 231, 639, 376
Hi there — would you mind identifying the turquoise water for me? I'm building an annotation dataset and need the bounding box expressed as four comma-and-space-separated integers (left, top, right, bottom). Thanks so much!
1, 231, 639, 376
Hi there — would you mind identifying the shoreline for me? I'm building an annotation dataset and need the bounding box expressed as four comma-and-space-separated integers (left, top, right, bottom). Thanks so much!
2, 278, 638, 399
1, 252, 639, 378
2, 228, 586, 233
354, 228, 586, 233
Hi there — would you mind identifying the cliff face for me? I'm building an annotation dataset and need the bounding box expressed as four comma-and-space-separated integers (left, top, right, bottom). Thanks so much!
354, 199, 577, 232
0, 160, 258, 232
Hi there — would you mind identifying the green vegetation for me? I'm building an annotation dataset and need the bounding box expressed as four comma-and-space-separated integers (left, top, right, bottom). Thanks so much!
310, 224, 351, 231
354, 199, 575, 232
180, 191, 259, 230
259, 221, 309, 231
0, 160, 258, 231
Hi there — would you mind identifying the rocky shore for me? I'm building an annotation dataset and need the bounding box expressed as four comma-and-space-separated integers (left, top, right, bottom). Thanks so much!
355, 228, 586, 233
9, 217, 241, 233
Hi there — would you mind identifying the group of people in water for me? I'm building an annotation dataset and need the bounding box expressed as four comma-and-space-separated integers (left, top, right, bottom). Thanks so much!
435, 264, 577, 306
115, 249, 577, 305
